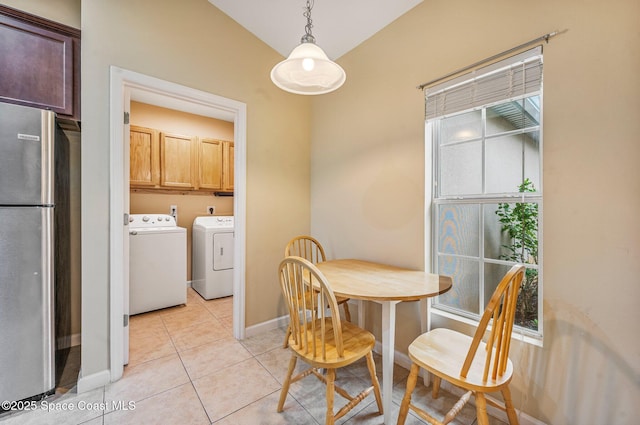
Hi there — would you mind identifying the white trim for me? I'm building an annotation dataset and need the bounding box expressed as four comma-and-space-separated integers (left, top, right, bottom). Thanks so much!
76, 369, 110, 393
431, 308, 543, 347
244, 314, 290, 338
109, 67, 247, 382
109, 69, 126, 382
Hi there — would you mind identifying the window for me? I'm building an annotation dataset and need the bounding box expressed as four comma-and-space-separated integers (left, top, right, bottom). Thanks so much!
427, 48, 543, 335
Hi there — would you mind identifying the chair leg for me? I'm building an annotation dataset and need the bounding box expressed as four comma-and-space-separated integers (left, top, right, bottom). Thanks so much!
342, 302, 351, 322
277, 354, 297, 412
501, 386, 520, 425
365, 351, 383, 414
475, 393, 490, 425
325, 368, 336, 425
398, 362, 420, 425
432, 375, 441, 399
282, 325, 291, 348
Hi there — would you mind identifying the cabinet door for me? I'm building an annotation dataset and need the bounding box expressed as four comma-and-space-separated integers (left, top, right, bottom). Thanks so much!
0, 7, 80, 120
223, 142, 235, 191
160, 132, 197, 189
129, 126, 159, 187
198, 139, 223, 190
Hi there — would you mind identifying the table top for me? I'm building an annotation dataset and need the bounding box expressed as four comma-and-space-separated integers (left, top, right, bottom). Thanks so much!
315, 259, 452, 302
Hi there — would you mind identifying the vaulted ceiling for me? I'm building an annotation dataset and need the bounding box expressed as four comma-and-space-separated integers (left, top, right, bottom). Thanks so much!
207, 0, 423, 60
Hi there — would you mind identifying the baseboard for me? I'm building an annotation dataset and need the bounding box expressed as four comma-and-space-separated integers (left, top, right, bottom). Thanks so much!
244, 314, 289, 338
373, 342, 546, 425
76, 369, 110, 393
57, 333, 81, 349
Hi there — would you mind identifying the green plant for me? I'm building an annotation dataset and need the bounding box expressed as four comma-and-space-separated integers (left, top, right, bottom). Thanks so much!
495, 178, 539, 330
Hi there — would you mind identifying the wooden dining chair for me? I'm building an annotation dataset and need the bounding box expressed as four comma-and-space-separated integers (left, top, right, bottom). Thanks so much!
397, 264, 526, 425
282, 236, 351, 348
277, 256, 383, 425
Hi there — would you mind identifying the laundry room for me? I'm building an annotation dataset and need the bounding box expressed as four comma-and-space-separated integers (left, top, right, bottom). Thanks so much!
129, 101, 234, 297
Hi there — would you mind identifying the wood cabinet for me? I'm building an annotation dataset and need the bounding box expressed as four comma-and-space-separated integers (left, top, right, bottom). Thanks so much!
129, 125, 233, 193
199, 139, 234, 191
199, 139, 224, 190
129, 126, 159, 187
0, 5, 81, 121
160, 132, 198, 189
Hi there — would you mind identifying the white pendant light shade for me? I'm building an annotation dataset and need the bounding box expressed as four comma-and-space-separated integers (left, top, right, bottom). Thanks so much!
271, 42, 346, 95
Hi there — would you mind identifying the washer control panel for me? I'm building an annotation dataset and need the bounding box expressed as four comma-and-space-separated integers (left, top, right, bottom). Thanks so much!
129, 214, 177, 228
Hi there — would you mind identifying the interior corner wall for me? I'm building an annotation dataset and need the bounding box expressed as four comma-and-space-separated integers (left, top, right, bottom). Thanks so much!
80, 0, 311, 382
310, 0, 640, 423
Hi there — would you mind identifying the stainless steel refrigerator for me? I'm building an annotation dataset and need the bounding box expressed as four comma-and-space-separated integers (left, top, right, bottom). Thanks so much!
0, 102, 70, 404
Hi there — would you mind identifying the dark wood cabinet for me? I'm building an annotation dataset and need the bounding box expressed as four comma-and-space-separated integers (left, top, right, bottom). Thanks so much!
0, 6, 80, 121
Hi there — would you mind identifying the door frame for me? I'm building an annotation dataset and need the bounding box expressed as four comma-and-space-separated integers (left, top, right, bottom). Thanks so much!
109, 67, 247, 381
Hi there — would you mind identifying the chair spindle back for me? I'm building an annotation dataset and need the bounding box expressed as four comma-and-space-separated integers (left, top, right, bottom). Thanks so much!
284, 236, 326, 264
279, 256, 343, 361
461, 264, 525, 381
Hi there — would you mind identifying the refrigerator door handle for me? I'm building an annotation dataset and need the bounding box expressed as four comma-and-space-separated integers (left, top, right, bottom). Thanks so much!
40, 110, 56, 205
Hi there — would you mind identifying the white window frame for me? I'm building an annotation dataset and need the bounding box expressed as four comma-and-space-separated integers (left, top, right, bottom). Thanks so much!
426, 48, 544, 341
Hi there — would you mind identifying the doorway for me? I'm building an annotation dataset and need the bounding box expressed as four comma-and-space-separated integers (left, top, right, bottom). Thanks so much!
109, 67, 247, 381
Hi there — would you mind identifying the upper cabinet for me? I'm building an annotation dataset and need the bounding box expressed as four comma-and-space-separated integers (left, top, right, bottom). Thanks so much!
199, 138, 224, 190
129, 124, 233, 193
160, 132, 198, 189
0, 6, 81, 121
129, 125, 160, 187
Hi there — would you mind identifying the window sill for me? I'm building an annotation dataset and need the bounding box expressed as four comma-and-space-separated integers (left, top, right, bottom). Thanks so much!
431, 307, 543, 348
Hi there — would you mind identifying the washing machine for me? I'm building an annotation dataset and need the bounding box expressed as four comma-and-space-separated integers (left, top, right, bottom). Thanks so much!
192, 216, 234, 300
129, 214, 187, 315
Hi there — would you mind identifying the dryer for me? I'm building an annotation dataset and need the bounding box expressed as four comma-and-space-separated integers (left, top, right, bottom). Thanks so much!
129, 214, 187, 315
192, 216, 234, 299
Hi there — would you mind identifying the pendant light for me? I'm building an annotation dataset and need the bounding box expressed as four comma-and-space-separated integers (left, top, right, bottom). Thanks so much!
270, 0, 346, 95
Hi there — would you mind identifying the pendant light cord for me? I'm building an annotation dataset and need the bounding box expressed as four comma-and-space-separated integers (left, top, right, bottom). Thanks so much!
301, 0, 316, 44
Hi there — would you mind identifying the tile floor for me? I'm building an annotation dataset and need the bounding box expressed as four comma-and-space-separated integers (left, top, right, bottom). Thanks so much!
0, 288, 509, 425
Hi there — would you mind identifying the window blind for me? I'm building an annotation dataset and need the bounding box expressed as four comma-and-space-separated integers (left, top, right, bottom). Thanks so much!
425, 47, 543, 120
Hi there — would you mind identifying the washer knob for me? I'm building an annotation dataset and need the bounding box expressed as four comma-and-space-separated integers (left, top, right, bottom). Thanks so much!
142, 216, 150, 222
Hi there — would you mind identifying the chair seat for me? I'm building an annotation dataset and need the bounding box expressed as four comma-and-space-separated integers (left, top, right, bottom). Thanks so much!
408, 328, 513, 392
289, 319, 375, 369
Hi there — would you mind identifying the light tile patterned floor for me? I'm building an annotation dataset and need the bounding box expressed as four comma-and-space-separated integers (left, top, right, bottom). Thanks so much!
0, 288, 509, 425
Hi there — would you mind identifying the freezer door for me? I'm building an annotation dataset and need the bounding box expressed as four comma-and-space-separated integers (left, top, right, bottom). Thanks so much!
0, 103, 55, 205
0, 207, 55, 402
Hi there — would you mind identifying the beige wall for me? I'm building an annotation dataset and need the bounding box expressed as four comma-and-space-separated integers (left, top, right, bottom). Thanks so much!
0, 0, 80, 28
311, 0, 640, 423
80, 0, 311, 379
129, 101, 235, 280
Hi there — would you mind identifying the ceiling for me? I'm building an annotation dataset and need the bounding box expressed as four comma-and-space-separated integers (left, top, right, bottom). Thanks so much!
207, 0, 423, 60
